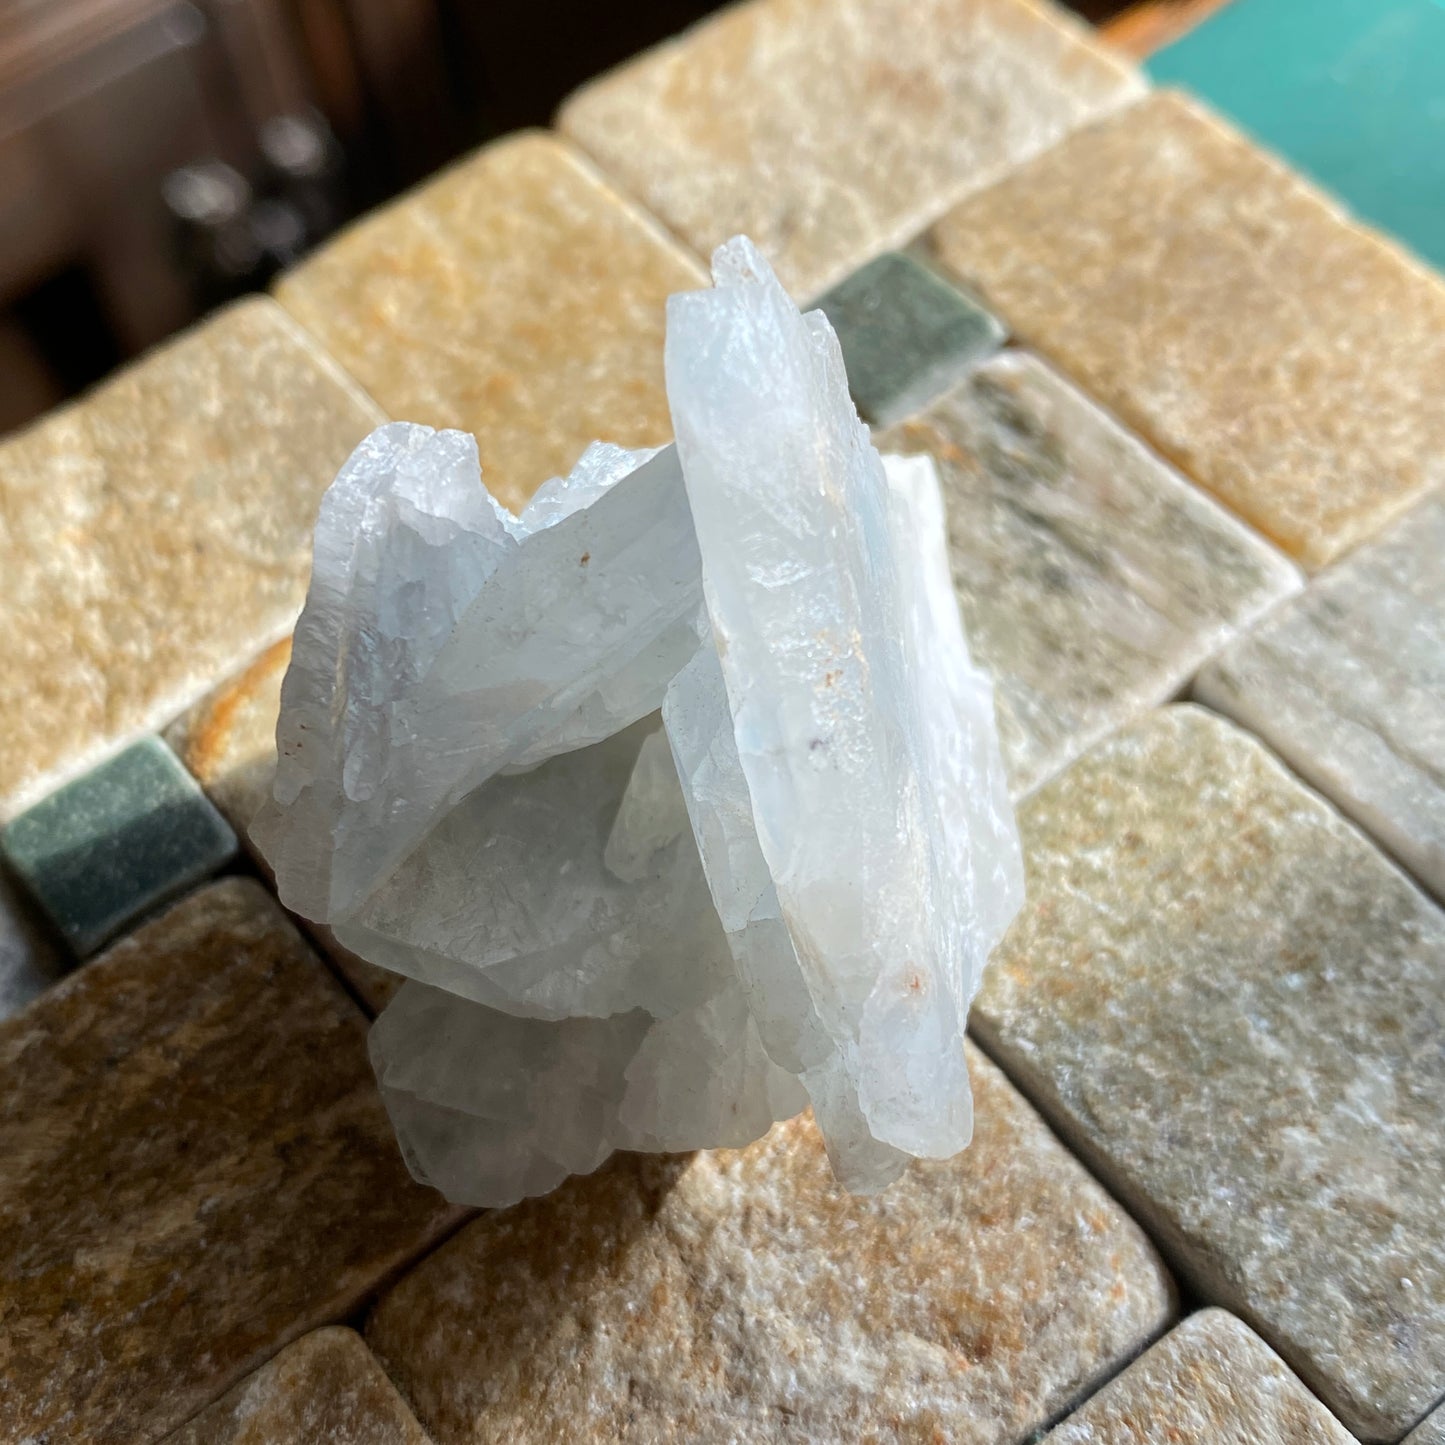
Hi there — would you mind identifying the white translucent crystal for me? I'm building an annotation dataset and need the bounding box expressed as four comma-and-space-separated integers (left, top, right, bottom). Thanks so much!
258, 235, 1022, 1211
251, 429, 704, 923
665, 238, 1023, 1175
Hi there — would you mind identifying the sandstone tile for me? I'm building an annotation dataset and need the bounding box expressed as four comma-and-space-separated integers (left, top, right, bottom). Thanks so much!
165, 642, 401, 1013
815, 251, 1005, 426
274, 131, 705, 516
0, 297, 384, 820
973, 704, 1445, 1441
368, 1042, 1172, 1444
931, 91, 1445, 570
877, 351, 1300, 796
1197, 492, 1444, 901
0, 864, 69, 1020
162, 1328, 431, 1445
3, 737, 237, 956
165, 638, 291, 847
0, 878, 460, 1444
558, 0, 1144, 299
1406, 1402, 1445, 1444
1045, 1309, 1354, 1444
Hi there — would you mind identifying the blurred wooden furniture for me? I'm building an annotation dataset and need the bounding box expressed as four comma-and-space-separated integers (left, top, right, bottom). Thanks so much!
1101, 0, 1236, 55
0, 0, 453, 361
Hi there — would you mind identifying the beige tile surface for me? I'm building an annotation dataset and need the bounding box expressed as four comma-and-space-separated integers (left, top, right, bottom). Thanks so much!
275, 130, 705, 515
163, 1328, 431, 1445
878, 351, 1300, 796
0, 878, 460, 1444
1197, 490, 1444, 901
931, 91, 1445, 570
0, 297, 383, 821
368, 1043, 1172, 1444
165, 641, 402, 1013
559, 0, 1144, 299
974, 705, 1445, 1442
165, 638, 292, 848
1045, 1310, 1354, 1444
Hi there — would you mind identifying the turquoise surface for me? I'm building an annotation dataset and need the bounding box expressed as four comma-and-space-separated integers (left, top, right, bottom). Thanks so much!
1149, 0, 1445, 271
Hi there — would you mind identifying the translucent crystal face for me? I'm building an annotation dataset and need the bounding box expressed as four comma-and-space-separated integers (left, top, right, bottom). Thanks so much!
257, 238, 1023, 1210
665, 239, 1023, 1182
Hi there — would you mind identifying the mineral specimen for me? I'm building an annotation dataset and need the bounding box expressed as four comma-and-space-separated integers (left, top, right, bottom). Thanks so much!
258, 237, 1023, 1208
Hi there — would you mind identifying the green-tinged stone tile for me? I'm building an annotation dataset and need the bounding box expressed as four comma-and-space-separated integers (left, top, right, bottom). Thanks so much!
1149, 0, 1445, 272
975, 705, 1445, 1442
1197, 491, 1444, 901
2, 737, 237, 956
814, 251, 1004, 426
1406, 1400, 1445, 1445
0, 865, 69, 1020
368, 1046, 1171, 1444
0, 879, 461, 1444
1045, 1310, 1355, 1444
877, 352, 1300, 796
160, 1328, 432, 1445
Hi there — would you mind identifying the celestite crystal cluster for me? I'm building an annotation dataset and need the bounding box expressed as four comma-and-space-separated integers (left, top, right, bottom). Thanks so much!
253, 238, 1023, 1207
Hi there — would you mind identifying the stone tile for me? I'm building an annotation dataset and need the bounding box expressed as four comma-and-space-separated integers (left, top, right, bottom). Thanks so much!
162, 1328, 431, 1445
815, 251, 1005, 426
558, 0, 1145, 299
274, 130, 704, 516
1045, 1309, 1355, 1444
165, 642, 401, 1013
368, 1042, 1172, 1444
165, 638, 291, 847
1197, 492, 1444, 902
877, 351, 1300, 796
0, 864, 70, 1020
2, 737, 237, 956
931, 91, 1445, 571
1148, 0, 1445, 272
973, 704, 1445, 1442
0, 878, 460, 1444
0, 297, 384, 820
1406, 1401, 1445, 1445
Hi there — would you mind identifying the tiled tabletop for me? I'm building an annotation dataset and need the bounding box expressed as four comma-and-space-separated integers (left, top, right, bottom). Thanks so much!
0, 0, 1441, 1440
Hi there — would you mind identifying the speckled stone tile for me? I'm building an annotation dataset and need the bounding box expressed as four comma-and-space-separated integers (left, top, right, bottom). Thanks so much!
814, 251, 1005, 426
0, 297, 384, 820
973, 704, 1445, 1442
165, 639, 292, 847
1405, 1400, 1445, 1444
0, 865, 69, 1020
877, 352, 1300, 796
0, 878, 461, 1445
558, 0, 1144, 299
1045, 1310, 1355, 1444
3, 737, 237, 956
930, 91, 1445, 570
274, 130, 704, 516
1197, 492, 1444, 901
162, 1328, 431, 1445
165, 642, 401, 1013
368, 1042, 1173, 1444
